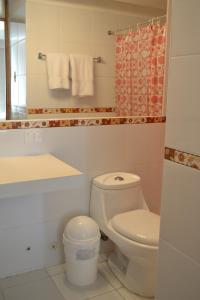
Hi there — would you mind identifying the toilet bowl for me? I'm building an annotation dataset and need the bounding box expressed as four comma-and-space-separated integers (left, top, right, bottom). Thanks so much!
90, 172, 160, 298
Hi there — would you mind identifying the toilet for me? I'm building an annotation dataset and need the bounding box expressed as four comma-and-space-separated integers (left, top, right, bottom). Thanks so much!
90, 172, 160, 298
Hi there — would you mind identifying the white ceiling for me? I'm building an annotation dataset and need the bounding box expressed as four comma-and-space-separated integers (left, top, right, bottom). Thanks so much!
113, 0, 167, 10
55, 0, 167, 16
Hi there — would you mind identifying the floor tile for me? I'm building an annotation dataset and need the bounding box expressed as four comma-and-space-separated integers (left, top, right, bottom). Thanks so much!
0, 269, 48, 290
92, 290, 123, 300
98, 254, 108, 264
3, 277, 65, 300
46, 264, 65, 277
46, 255, 109, 276
52, 272, 113, 300
98, 262, 122, 289
117, 288, 151, 300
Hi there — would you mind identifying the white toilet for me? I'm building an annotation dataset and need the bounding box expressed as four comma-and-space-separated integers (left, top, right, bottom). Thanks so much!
90, 172, 160, 298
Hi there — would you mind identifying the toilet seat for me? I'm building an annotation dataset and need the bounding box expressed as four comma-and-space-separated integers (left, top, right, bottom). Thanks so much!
111, 209, 160, 246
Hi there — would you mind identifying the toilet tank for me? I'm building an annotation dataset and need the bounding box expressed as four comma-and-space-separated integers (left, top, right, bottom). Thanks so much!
90, 172, 148, 229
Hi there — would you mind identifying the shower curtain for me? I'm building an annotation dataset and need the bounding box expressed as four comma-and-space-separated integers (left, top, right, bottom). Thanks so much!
115, 23, 166, 116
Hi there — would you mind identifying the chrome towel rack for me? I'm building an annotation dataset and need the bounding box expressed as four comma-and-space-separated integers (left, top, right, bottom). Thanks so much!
38, 52, 103, 63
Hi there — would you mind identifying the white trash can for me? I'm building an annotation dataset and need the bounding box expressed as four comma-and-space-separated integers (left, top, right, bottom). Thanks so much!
63, 216, 100, 286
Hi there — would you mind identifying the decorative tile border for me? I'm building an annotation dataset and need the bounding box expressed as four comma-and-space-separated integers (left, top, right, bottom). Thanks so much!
28, 107, 116, 114
165, 147, 200, 171
0, 116, 166, 130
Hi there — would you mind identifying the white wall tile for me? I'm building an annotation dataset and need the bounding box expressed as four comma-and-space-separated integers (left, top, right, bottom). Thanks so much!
59, 6, 93, 43
0, 188, 88, 229
160, 160, 200, 263
156, 239, 200, 300
171, 0, 200, 56
92, 44, 115, 78
0, 224, 45, 277
27, 74, 116, 109
90, 11, 146, 46
125, 123, 165, 165
26, 1, 148, 109
95, 77, 115, 106
0, 220, 67, 278
133, 162, 163, 214
61, 42, 92, 58
26, 2, 60, 50
166, 56, 200, 153
157, 1, 200, 298
0, 124, 164, 277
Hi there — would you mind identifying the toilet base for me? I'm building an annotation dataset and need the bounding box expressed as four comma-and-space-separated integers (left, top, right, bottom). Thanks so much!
108, 249, 156, 298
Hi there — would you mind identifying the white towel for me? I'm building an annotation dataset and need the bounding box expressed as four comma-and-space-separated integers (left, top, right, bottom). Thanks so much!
46, 53, 70, 89
69, 54, 94, 96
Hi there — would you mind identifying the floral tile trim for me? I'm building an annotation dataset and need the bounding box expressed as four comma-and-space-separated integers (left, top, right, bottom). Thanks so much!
0, 116, 166, 130
165, 147, 200, 171
28, 107, 116, 114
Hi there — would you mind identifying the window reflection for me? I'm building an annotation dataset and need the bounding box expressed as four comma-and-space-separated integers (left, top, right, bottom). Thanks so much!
0, 21, 6, 119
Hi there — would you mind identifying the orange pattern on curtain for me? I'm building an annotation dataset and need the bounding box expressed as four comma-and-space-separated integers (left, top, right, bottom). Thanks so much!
115, 23, 166, 116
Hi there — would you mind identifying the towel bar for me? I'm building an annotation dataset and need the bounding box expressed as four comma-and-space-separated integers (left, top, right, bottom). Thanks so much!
38, 52, 103, 63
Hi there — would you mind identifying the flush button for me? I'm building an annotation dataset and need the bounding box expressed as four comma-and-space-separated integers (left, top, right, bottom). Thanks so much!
114, 176, 124, 181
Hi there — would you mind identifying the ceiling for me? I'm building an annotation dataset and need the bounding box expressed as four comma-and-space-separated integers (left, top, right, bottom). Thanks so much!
113, 0, 167, 10
55, 0, 167, 16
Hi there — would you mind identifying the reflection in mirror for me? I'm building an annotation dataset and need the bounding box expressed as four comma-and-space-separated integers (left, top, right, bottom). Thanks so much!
0, 0, 5, 119
0, 21, 5, 119
3, 0, 168, 120
0, 0, 5, 17
9, 0, 26, 119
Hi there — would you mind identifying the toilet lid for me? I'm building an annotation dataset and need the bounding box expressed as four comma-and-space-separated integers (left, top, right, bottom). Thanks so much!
111, 209, 160, 246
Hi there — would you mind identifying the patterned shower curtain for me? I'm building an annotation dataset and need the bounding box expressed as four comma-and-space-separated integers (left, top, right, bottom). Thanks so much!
115, 23, 166, 116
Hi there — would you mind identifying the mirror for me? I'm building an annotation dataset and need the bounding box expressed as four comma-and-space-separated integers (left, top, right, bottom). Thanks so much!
0, 0, 168, 120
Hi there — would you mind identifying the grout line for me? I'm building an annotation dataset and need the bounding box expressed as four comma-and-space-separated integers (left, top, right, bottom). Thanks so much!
48, 275, 66, 300
115, 288, 126, 300
171, 53, 200, 59
45, 265, 65, 278
161, 239, 200, 267
84, 289, 117, 300
0, 271, 49, 291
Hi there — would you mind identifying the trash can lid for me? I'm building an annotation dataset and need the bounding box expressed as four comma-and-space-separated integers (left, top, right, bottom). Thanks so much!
64, 216, 100, 241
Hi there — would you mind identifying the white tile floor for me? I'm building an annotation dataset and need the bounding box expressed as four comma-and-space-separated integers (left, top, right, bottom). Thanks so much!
0, 255, 151, 300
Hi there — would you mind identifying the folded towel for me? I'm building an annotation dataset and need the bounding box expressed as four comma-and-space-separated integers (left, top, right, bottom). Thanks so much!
69, 54, 94, 96
46, 53, 70, 89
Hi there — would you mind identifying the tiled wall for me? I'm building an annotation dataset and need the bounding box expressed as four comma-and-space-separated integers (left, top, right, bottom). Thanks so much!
26, 0, 149, 110
156, 1, 200, 299
0, 123, 165, 278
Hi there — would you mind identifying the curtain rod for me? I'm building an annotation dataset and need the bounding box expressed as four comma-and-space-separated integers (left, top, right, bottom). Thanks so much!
107, 15, 166, 35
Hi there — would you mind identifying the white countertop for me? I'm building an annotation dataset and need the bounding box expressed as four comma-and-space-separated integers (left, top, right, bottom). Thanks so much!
0, 154, 82, 198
